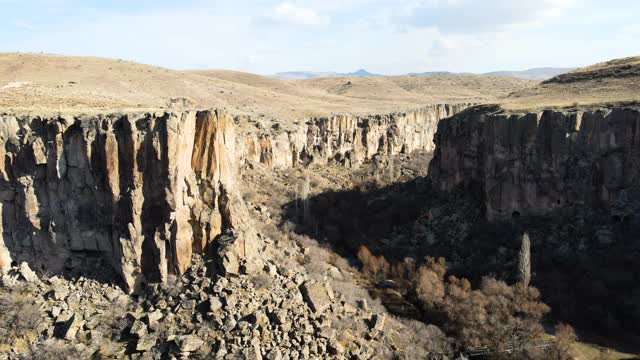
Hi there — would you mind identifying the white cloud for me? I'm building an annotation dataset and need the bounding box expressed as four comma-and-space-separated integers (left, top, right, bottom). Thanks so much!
540, 0, 575, 16
13, 20, 38, 31
267, 2, 328, 26
622, 23, 640, 35
392, 0, 575, 32
1, 0, 638, 75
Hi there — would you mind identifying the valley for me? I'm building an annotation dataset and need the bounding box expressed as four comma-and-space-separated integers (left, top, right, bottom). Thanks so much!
0, 53, 639, 359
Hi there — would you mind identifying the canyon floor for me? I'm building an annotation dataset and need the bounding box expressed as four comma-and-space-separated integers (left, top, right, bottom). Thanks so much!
1, 53, 640, 360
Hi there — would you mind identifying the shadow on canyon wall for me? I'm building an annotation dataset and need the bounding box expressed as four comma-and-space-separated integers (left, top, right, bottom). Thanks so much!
0, 115, 177, 288
281, 177, 640, 351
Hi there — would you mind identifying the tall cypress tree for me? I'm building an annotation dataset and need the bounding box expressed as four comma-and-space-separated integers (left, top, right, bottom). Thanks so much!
518, 232, 531, 288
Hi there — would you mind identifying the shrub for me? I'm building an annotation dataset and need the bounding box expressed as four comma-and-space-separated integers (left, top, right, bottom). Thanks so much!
390, 257, 416, 281
546, 323, 577, 360
414, 258, 447, 306
442, 277, 550, 351
27, 339, 90, 360
357, 245, 390, 279
0, 288, 41, 343
447, 275, 471, 292
404, 255, 551, 356
251, 273, 273, 290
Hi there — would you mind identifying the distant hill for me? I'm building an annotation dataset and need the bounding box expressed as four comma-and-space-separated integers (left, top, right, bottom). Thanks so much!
273, 69, 381, 80
502, 56, 640, 111
408, 71, 457, 76
0, 53, 536, 120
272, 71, 338, 80
275, 67, 576, 80
484, 67, 577, 80
347, 69, 381, 77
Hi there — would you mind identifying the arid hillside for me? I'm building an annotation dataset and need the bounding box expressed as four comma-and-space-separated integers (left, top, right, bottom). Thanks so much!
294, 73, 535, 104
3, 53, 640, 118
0, 53, 535, 118
502, 56, 640, 111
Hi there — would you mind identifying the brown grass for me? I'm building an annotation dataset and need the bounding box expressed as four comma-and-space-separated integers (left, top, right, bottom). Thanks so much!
2, 53, 639, 118
0, 52, 534, 118
500, 56, 640, 112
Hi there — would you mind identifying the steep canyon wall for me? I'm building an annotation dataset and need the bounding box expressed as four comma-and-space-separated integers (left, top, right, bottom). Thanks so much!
0, 110, 258, 291
241, 103, 469, 169
429, 105, 640, 220
0, 103, 468, 290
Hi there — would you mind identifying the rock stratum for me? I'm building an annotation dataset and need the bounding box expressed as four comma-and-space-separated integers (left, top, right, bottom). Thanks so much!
242, 103, 468, 169
429, 105, 640, 220
0, 110, 258, 292
0, 103, 467, 291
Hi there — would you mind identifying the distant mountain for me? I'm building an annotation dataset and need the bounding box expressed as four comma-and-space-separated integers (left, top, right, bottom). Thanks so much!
408, 71, 453, 75
345, 69, 381, 77
409, 68, 575, 80
407, 71, 473, 76
272, 69, 381, 80
483, 67, 577, 80
272, 71, 338, 80
272, 67, 576, 80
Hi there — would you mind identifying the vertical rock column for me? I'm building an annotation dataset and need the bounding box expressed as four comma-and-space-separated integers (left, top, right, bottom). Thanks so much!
190, 110, 258, 275
0, 110, 258, 292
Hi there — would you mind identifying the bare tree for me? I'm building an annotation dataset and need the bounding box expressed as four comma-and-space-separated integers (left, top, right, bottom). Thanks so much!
547, 323, 577, 360
518, 232, 531, 288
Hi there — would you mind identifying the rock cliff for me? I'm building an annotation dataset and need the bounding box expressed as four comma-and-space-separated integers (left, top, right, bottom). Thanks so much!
429, 105, 640, 220
241, 104, 469, 169
0, 110, 257, 292
0, 103, 468, 290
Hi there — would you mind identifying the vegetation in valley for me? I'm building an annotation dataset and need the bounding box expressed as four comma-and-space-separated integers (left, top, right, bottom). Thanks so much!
246, 151, 640, 358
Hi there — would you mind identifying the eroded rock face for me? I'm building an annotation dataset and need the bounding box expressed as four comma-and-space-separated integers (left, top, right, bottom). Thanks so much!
0, 104, 467, 290
429, 106, 640, 220
0, 110, 256, 291
241, 104, 469, 169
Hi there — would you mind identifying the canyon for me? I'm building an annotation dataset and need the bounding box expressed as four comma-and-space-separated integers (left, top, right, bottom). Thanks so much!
0, 104, 468, 292
1, 53, 639, 359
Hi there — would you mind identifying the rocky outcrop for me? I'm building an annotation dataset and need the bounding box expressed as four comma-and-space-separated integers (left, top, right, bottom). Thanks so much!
429, 105, 640, 220
241, 104, 469, 169
0, 110, 257, 292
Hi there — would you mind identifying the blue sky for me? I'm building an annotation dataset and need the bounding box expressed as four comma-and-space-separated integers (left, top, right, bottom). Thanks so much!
1, 0, 639, 75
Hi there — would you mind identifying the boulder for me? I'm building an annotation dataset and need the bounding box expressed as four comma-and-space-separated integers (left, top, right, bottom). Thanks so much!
136, 334, 157, 352
130, 319, 148, 338
266, 348, 283, 360
145, 310, 163, 331
55, 313, 84, 340
300, 281, 332, 313
178, 334, 205, 353
270, 309, 288, 325
209, 297, 223, 313
18, 262, 38, 282
327, 266, 343, 281
48, 285, 69, 301
328, 338, 345, 355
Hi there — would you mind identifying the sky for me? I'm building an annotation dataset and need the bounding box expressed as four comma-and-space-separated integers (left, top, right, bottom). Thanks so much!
1, 0, 639, 75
